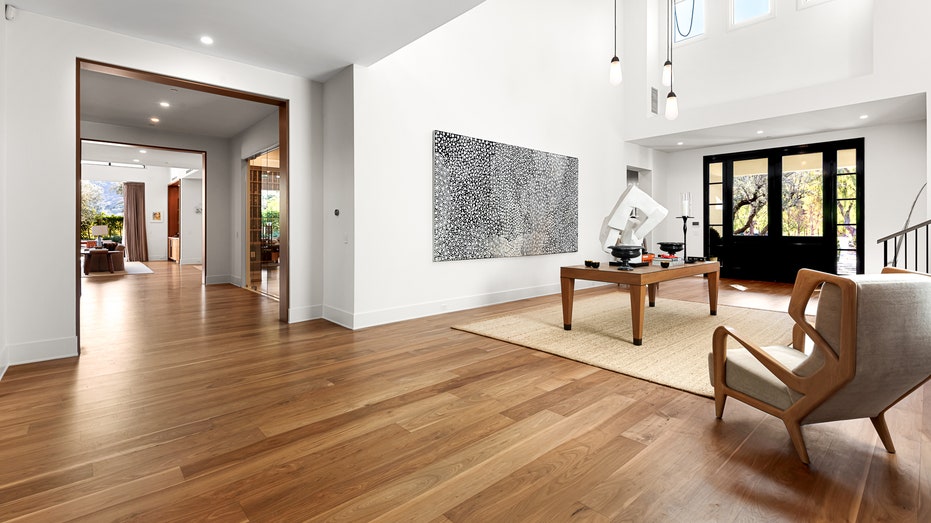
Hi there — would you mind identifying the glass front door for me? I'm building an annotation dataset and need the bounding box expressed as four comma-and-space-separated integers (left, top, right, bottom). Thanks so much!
705, 139, 863, 282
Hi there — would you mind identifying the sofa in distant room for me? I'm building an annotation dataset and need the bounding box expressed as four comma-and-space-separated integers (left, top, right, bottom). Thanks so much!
83, 243, 126, 273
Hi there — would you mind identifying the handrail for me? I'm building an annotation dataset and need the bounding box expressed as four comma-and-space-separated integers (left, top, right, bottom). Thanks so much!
877, 219, 930, 272
876, 218, 931, 244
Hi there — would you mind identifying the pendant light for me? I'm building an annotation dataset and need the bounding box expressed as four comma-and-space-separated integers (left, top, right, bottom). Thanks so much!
664, 0, 679, 120
662, 0, 673, 87
609, 0, 622, 85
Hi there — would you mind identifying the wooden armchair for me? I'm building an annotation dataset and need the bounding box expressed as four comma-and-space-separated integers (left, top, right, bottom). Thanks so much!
710, 268, 931, 464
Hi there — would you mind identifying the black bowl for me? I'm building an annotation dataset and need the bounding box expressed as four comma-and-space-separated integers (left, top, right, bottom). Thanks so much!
657, 242, 685, 255
609, 245, 643, 259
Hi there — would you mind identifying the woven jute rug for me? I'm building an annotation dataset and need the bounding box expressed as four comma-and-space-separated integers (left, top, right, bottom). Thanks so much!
453, 291, 797, 397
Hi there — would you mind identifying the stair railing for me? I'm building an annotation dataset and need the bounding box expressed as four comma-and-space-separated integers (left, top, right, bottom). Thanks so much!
877, 218, 931, 273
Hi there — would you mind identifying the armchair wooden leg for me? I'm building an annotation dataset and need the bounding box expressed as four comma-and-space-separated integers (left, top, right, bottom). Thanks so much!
714, 390, 727, 419
783, 419, 810, 464
870, 414, 896, 454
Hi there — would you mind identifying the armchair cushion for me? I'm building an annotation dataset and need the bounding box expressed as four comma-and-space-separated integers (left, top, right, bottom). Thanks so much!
710, 345, 808, 410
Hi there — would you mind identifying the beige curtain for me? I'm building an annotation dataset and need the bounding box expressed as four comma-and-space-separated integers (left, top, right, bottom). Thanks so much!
124, 182, 149, 262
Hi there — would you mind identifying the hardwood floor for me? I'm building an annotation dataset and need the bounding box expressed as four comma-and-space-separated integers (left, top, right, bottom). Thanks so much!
0, 262, 927, 521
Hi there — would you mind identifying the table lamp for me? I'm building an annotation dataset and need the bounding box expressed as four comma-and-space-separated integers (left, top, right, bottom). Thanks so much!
91, 225, 108, 247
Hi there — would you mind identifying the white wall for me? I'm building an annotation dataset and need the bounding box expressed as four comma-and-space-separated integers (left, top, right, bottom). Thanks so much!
81, 164, 171, 259
2, 10, 321, 366
180, 177, 203, 264
350, 0, 624, 328
321, 66, 355, 327
655, 122, 927, 274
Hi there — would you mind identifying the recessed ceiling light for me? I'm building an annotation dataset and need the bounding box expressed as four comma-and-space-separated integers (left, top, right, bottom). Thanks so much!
159, 101, 170, 108
859, 114, 869, 120
150, 117, 160, 123
133, 159, 140, 163
200, 35, 214, 45
676, 141, 684, 146
756, 130, 764, 135
139, 149, 147, 154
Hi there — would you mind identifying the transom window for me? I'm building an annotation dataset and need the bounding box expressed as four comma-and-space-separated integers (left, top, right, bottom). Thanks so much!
731, 0, 773, 27
674, 0, 705, 43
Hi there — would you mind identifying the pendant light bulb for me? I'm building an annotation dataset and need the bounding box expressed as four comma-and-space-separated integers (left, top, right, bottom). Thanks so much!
609, 56, 622, 85
662, 60, 672, 87
665, 91, 679, 120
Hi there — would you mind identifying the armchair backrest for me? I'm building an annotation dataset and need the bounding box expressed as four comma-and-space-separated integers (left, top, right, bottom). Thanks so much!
798, 272, 931, 425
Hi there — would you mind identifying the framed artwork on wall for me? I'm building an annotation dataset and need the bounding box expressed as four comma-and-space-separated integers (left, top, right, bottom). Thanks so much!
151, 211, 163, 223
432, 130, 579, 262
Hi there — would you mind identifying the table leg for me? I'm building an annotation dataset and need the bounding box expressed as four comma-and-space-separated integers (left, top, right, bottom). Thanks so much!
107, 253, 115, 273
648, 283, 658, 307
708, 269, 719, 315
83, 252, 91, 275
561, 276, 575, 330
630, 284, 646, 345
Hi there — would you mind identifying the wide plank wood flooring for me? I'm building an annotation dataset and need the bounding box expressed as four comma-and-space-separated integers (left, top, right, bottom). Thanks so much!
0, 262, 927, 521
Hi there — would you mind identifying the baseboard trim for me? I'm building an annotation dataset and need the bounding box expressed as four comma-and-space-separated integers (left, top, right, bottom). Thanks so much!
9, 336, 79, 366
205, 274, 233, 285
321, 305, 352, 328
351, 281, 607, 329
0, 346, 9, 381
290, 304, 324, 324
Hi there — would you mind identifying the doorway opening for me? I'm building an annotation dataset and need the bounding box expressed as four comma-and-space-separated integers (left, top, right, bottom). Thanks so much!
76, 59, 292, 352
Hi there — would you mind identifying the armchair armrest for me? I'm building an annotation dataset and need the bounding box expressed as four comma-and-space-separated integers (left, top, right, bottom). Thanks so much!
713, 325, 810, 393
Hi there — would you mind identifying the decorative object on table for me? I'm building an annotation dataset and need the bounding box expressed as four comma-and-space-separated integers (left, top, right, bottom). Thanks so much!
657, 241, 684, 256
432, 130, 578, 262
610, 245, 642, 271
90, 225, 108, 248
584, 260, 594, 267
600, 183, 668, 266
676, 191, 693, 261
660, 261, 670, 268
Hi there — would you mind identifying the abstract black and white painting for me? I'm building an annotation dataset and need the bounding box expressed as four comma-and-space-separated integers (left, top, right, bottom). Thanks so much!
433, 130, 578, 262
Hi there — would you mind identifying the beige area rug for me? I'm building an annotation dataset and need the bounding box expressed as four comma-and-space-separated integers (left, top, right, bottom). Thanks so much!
453, 292, 797, 397
81, 261, 154, 278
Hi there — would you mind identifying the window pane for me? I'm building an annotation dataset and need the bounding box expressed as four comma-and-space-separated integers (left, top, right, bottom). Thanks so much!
708, 184, 723, 205
837, 199, 856, 225
837, 174, 856, 199
837, 149, 857, 173
674, 0, 705, 42
836, 250, 857, 275
733, 158, 768, 236
733, 0, 772, 25
782, 152, 823, 237
709, 162, 723, 183
837, 225, 857, 249
709, 204, 723, 224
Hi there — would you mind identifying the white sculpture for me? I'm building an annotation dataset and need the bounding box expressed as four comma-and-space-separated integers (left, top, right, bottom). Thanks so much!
599, 183, 668, 257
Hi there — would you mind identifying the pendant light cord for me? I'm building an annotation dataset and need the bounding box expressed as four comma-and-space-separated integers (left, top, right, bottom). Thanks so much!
613, 0, 617, 56
674, 0, 697, 39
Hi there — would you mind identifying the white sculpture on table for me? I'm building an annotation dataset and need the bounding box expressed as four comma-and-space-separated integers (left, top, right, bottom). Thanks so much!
599, 184, 668, 262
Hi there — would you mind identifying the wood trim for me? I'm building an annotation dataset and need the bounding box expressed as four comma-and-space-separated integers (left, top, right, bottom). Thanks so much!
79, 59, 286, 105
278, 103, 290, 323
75, 59, 83, 355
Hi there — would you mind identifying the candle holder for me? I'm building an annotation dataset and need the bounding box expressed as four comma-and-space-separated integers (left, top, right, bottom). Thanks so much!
677, 215, 691, 261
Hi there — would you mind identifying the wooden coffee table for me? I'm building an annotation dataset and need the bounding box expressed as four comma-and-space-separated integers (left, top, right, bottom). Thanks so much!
560, 261, 719, 345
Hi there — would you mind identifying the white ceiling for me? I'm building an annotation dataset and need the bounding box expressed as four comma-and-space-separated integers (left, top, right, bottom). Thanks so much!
81, 69, 279, 139
12, 0, 487, 81
82, 140, 204, 171
22, 0, 926, 165
631, 94, 928, 152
